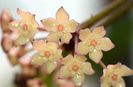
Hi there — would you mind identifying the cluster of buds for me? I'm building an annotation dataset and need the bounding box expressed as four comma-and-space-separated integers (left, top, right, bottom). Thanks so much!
1, 7, 133, 87
0, 9, 27, 65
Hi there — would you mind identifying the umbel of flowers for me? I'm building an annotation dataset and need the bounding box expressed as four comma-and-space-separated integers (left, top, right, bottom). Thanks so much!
9, 7, 133, 87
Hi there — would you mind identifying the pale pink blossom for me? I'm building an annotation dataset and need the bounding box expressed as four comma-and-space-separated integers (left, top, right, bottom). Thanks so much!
41, 7, 78, 44
60, 54, 94, 86
32, 40, 62, 73
9, 8, 38, 45
101, 63, 133, 87
77, 26, 114, 63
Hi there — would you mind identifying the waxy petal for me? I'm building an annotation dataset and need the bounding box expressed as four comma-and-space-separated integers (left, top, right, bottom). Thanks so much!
89, 50, 103, 63
47, 42, 58, 50
33, 40, 46, 52
9, 20, 21, 30
77, 42, 89, 55
72, 74, 84, 86
62, 54, 73, 64
115, 77, 125, 87
47, 49, 62, 62
47, 32, 60, 42
15, 34, 29, 45
65, 20, 78, 33
56, 7, 69, 23
41, 18, 56, 32
74, 55, 86, 62
82, 62, 95, 75
112, 63, 133, 77
101, 79, 111, 87
46, 62, 57, 73
17, 8, 38, 27
57, 49, 62, 57
31, 54, 46, 65
61, 32, 72, 44
17, 8, 33, 20
79, 29, 91, 41
92, 26, 106, 37
100, 37, 115, 51
102, 77, 125, 87
60, 66, 70, 78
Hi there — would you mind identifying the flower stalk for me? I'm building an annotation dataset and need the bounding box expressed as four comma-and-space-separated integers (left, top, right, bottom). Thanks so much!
74, 33, 78, 54
99, 61, 106, 69
80, 0, 133, 28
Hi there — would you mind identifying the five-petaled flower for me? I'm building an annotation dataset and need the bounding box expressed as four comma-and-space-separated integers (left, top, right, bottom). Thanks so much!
77, 26, 115, 63
60, 54, 94, 86
41, 7, 78, 44
101, 63, 133, 87
31, 40, 62, 73
9, 8, 38, 45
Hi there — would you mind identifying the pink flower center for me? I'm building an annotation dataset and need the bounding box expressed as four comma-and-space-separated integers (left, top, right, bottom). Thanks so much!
72, 64, 79, 72
22, 24, 28, 31
90, 39, 97, 47
57, 24, 64, 31
111, 74, 118, 81
44, 51, 51, 57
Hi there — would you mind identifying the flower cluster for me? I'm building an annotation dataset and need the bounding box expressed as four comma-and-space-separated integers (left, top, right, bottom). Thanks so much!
8, 7, 133, 87
0, 10, 27, 66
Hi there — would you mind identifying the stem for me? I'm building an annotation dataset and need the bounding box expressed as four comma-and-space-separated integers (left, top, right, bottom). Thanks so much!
74, 33, 78, 54
80, 0, 133, 29
99, 61, 106, 69
91, 0, 133, 28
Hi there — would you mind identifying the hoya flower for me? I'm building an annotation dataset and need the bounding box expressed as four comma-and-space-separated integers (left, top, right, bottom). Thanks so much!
31, 40, 62, 73
60, 54, 94, 86
9, 8, 38, 45
41, 7, 78, 44
101, 63, 133, 87
77, 26, 114, 63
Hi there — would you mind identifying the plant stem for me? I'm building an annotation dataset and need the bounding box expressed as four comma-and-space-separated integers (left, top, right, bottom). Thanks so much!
80, 0, 133, 29
91, 0, 133, 28
74, 33, 78, 54
99, 61, 107, 69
